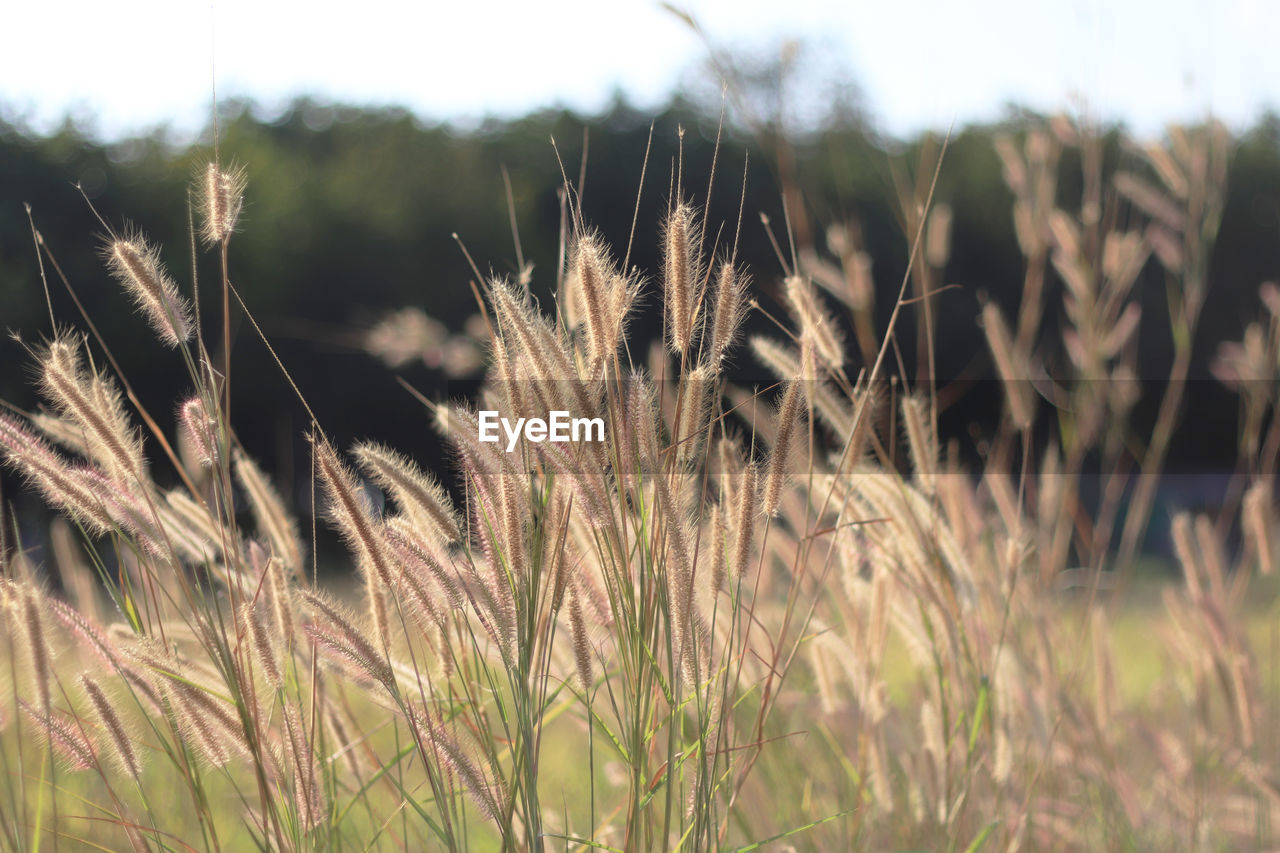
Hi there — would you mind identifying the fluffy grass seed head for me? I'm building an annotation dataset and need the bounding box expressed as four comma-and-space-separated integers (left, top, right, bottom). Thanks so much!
302, 589, 395, 691
568, 584, 594, 692
900, 394, 936, 495
709, 260, 747, 365
312, 437, 395, 650
353, 441, 461, 544
663, 203, 702, 355
569, 232, 622, 367
785, 274, 844, 372
0, 414, 115, 534
104, 234, 193, 347
79, 674, 142, 777
199, 162, 246, 246
20, 701, 97, 771
179, 396, 218, 468
732, 461, 760, 582
39, 337, 145, 483
240, 602, 283, 689
763, 379, 804, 516
17, 585, 53, 716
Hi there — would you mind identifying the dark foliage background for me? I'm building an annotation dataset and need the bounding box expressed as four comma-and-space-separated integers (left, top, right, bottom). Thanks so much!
2, 94, 1278, 566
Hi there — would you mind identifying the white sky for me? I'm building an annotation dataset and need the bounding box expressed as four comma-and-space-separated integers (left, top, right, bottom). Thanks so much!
0, 0, 1276, 140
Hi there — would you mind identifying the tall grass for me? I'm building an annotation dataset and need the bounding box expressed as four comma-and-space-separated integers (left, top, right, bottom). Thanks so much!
0, 112, 1277, 852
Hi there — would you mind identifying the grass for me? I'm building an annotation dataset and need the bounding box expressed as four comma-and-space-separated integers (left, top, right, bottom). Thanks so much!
0, 111, 1277, 852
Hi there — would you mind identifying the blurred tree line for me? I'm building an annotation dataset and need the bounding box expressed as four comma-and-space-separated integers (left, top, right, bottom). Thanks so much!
1, 94, 1278, 557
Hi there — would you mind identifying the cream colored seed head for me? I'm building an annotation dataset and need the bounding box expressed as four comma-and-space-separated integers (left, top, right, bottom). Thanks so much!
200, 162, 246, 246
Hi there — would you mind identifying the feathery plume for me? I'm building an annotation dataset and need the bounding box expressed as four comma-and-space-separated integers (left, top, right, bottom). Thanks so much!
281, 701, 325, 830
572, 233, 615, 366
166, 685, 246, 766
246, 542, 297, 648
354, 442, 461, 544
409, 705, 505, 824
763, 380, 803, 516
240, 602, 283, 689
498, 468, 528, 588
31, 412, 89, 457
785, 275, 844, 371
732, 462, 760, 583
647, 447, 694, 672
384, 515, 464, 610
437, 401, 515, 477
199, 162, 246, 246
40, 338, 145, 483
312, 437, 395, 649
709, 260, 746, 364
104, 234, 193, 346
749, 337, 853, 439
302, 590, 394, 691
79, 674, 141, 777
627, 372, 661, 474
0, 414, 115, 534
490, 283, 587, 420
46, 596, 119, 669
663, 203, 700, 354
675, 363, 714, 470
179, 396, 218, 468
17, 586, 53, 715
381, 521, 452, 637
71, 467, 165, 556
709, 502, 727, 594
161, 490, 224, 563
568, 584, 593, 692
20, 702, 96, 771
